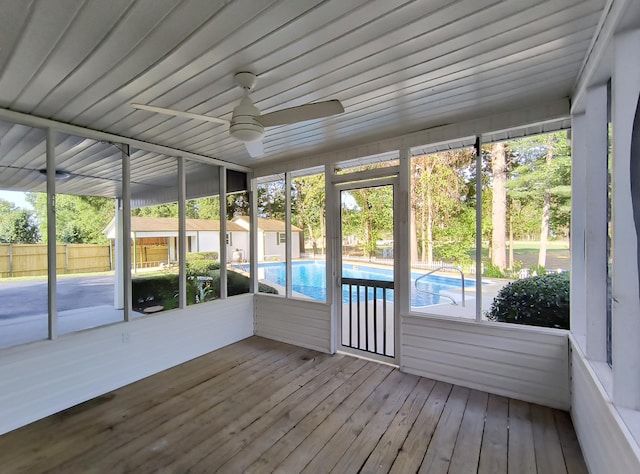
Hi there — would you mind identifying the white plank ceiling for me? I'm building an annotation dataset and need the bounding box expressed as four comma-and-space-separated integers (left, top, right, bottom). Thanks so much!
0, 0, 608, 196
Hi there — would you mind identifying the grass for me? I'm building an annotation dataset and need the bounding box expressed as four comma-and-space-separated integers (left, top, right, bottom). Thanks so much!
469, 240, 569, 258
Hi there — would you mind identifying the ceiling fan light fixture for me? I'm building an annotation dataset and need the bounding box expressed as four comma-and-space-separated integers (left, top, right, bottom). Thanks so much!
229, 123, 265, 142
229, 94, 265, 142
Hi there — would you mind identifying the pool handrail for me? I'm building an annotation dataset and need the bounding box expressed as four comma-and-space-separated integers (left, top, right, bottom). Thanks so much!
414, 266, 465, 307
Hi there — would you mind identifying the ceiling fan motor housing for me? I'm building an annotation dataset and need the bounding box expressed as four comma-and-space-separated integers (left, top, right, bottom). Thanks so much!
230, 95, 265, 142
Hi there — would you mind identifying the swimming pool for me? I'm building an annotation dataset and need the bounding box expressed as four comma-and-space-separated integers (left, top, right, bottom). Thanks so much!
253, 261, 475, 306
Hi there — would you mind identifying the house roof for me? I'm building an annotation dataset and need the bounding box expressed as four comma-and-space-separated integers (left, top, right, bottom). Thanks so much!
122, 217, 245, 233
234, 216, 302, 233
0, 0, 610, 199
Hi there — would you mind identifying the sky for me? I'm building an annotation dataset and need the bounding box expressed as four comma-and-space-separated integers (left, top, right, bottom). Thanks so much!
0, 190, 32, 209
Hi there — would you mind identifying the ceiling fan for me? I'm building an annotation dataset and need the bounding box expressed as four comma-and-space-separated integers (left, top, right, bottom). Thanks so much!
132, 72, 344, 158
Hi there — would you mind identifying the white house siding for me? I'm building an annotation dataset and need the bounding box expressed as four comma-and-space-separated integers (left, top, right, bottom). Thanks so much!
400, 316, 570, 410
570, 338, 640, 473
262, 232, 301, 261
229, 231, 249, 262
263, 231, 284, 260
254, 295, 331, 353
0, 295, 254, 435
197, 231, 220, 254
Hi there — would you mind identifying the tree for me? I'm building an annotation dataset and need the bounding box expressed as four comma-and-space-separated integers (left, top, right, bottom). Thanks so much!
291, 173, 326, 254
411, 149, 475, 265
345, 186, 393, 259
508, 131, 571, 266
0, 208, 40, 243
490, 142, 508, 270
257, 181, 286, 219
27, 193, 114, 243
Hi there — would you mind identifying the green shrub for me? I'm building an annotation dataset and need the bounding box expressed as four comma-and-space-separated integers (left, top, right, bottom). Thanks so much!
132, 269, 279, 310
529, 264, 547, 275
132, 274, 179, 311
226, 270, 278, 296
186, 258, 220, 275
483, 261, 506, 278
486, 272, 570, 329
188, 251, 218, 261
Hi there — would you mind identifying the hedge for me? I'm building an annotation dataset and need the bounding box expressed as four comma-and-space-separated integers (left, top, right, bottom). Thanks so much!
486, 272, 570, 329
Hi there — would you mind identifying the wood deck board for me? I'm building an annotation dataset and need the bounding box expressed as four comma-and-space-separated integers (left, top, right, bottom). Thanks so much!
553, 410, 589, 474
360, 377, 436, 474
448, 389, 489, 474
508, 398, 538, 474
0, 336, 587, 473
238, 360, 381, 473
418, 385, 470, 474
247, 362, 390, 474
0, 337, 273, 469
478, 394, 509, 474
49, 344, 318, 473
531, 404, 568, 474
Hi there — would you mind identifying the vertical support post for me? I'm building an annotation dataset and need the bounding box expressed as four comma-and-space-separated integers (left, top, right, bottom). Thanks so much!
8, 243, 12, 277
612, 28, 640, 409
397, 148, 411, 364
219, 167, 227, 299
46, 128, 57, 339
475, 136, 483, 322
585, 84, 609, 361
285, 172, 292, 298
570, 113, 588, 347
325, 163, 337, 353
114, 199, 124, 309
178, 156, 187, 309
121, 144, 131, 321
132, 232, 137, 272
249, 173, 258, 293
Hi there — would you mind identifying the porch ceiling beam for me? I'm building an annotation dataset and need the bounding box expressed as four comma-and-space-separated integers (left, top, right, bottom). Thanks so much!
571, 0, 632, 114
0, 107, 252, 173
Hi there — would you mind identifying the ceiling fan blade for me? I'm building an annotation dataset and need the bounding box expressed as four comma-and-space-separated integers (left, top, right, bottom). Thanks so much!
244, 140, 264, 158
258, 100, 344, 127
131, 103, 230, 126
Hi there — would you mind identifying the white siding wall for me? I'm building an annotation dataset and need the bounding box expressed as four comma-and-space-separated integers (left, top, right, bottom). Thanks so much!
197, 231, 220, 254
230, 231, 249, 262
263, 231, 285, 260
0, 295, 254, 435
570, 338, 640, 473
291, 233, 301, 258
401, 316, 570, 410
255, 295, 331, 353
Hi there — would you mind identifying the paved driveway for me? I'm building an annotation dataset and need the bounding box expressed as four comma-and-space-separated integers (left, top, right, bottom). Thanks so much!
0, 275, 115, 319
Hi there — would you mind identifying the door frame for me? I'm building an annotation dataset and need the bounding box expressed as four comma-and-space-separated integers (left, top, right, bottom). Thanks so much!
333, 174, 400, 365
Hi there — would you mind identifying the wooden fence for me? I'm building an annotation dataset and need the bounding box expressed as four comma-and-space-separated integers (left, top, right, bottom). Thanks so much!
0, 244, 112, 278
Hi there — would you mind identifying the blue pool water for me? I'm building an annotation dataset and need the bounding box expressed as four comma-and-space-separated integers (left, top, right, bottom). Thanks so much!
253, 261, 475, 307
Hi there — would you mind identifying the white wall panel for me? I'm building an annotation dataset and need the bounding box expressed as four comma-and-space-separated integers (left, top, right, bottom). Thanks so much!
0, 295, 253, 435
255, 295, 331, 353
570, 338, 640, 473
401, 316, 569, 409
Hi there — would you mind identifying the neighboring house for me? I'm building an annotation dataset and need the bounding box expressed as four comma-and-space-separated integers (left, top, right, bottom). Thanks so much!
104, 216, 248, 267
233, 216, 302, 261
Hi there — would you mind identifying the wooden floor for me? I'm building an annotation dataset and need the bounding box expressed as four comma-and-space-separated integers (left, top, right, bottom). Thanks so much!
0, 337, 587, 474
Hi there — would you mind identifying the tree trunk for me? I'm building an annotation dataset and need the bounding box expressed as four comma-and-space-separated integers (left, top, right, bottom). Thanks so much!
410, 203, 419, 263
538, 137, 553, 267
491, 142, 507, 270
509, 214, 514, 270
